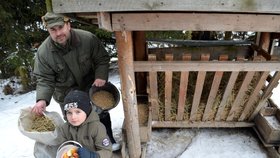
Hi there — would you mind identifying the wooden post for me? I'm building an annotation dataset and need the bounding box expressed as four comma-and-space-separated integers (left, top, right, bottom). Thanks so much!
115, 31, 141, 158
259, 32, 271, 53
165, 54, 173, 121
133, 31, 147, 98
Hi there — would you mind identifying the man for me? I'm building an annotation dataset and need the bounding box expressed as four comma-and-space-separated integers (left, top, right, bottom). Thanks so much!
31, 12, 120, 151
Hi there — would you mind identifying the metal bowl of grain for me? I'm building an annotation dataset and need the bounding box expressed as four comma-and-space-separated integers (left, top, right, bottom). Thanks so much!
89, 82, 120, 114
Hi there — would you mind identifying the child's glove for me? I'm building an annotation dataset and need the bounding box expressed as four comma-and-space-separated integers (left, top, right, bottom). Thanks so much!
77, 147, 98, 158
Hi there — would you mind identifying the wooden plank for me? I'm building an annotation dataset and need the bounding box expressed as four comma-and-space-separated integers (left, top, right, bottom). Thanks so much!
148, 40, 252, 47
148, 45, 251, 61
134, 31, 148, 96
217, 56, 246, 121
76, 13, 98, 19
238, 71, 270, 121
112, 13, 280, 32
52, 0, 280, 13
139, 126, 149, 142
259, 32, 271, 53
250, 44, 271, 60
151, 121, 254, 128
238, 56, 268, 121
141, 143, 147, 158
148, 54, 159, 121
253, 126, 280, 147
262, 72, 280, 99
97, 12, 112, 31
73, 13, 98, 23
177, 54, 191, 121
190, 54, 209, 121
267, 147, 280, 158
121, 121, 129, 158
226, 71, 255, 121
249, 97, 271, 121
147, 106, 152, 142
137, 105, 152, 144
134, 61, 280, 72
164, 54, 173, 121
215, 72, 239, 121
115, 31, 141, 158
202, 55, 228, 121
269, 98, 279, 109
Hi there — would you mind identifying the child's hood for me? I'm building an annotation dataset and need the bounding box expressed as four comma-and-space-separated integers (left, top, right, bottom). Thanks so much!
83, 109, 100, 124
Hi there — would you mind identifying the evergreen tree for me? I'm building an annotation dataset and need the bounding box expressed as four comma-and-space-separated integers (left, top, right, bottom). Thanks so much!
0, 0, 47, 78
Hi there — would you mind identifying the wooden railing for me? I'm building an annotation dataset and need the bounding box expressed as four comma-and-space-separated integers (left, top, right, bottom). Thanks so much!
134, 50, 280, 128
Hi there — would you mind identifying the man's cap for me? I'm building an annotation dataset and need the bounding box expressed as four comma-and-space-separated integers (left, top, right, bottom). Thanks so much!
42, 12, 69, 28
63, 90, 92, 117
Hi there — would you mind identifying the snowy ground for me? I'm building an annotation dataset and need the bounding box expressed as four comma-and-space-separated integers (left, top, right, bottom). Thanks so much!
0, 68, 278, 158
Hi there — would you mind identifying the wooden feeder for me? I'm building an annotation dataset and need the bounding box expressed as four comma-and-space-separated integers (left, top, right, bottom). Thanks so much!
51, 1, 280, 157
255, 106, 280, 145
143, 44, 280, 128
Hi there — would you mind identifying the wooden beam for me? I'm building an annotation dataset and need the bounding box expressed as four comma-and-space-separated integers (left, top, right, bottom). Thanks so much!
267, 147, 280, 158
112, 13, 280, 32
262, 72, 280, 99
250, 44, 271, 60
226, 71, 255, 121
190, 54, 209, 121
164, 54, 173, 121
134, 61, 280, 72
176, 54, 191, 121
249, 97, 271, 121
215, 72, 239, 121
133, 31, 147, 96
76, 13, 98, 19
148, 46, 251, 61
259, 32, 271, 52
115, 31, 141, 158
202, 55, 228, 121
239, 71, 270, 121
148, 55, 160, 121
147, 39, 251, 46
152, 121, 255, 128
75, 13, 98, 25
97, 12, 112, 31
52, 0, 280, 13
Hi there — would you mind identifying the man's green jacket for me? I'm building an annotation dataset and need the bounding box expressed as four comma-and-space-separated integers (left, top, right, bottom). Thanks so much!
34, 29, 110, 105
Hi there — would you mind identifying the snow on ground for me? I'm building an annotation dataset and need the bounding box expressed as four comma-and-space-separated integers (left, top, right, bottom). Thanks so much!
0, 68, 277, 158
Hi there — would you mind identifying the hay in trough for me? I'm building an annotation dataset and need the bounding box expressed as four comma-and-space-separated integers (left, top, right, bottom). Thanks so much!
138, 103, 149, 125
155, 64, 262, 122
148, 51, 266, 122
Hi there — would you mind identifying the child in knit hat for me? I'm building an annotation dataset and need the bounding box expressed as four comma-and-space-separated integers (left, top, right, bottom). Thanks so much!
57, 90, 112, 158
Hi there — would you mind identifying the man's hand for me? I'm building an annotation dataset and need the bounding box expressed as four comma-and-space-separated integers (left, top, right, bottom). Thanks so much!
93, 79, 106, 87
31, 100, 47, 116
